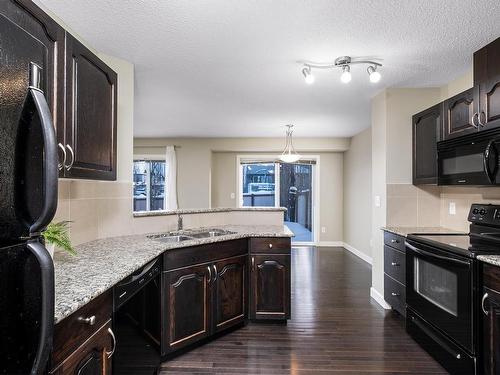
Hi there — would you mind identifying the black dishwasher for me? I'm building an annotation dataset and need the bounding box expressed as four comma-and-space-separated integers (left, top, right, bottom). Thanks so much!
112, 256, 162, 375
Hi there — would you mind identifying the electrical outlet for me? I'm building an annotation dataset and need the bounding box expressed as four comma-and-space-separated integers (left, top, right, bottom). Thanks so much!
374, 195, 381, 207
230, 193, 235, 199
321, 227, 326, 233
449, 202, 456, 215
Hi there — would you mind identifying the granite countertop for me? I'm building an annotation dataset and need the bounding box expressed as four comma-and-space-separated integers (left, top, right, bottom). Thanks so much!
477, 255, 500, 267
382, 226, 466, 237
133, 207, 287, 217
54, 224, 293, 324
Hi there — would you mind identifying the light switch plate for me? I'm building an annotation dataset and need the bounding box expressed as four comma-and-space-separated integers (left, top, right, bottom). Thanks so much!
374, 195, 381, 207
449, 202, 456, 215
321, 226, 326, 233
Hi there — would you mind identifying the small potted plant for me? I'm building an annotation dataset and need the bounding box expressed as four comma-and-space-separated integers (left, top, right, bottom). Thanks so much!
42, 221, 75, 258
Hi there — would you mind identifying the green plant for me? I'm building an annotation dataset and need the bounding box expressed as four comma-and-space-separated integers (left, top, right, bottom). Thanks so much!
42, 221, 75, 255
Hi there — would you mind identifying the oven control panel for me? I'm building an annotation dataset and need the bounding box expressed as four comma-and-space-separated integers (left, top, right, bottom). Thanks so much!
468, 204, 500, 225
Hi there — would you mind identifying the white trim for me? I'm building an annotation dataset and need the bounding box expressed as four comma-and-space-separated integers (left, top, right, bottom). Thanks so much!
370, 287, 391, 310
342, 242, 373, 265
133, 154, 165, 161
316, 241, 344, 247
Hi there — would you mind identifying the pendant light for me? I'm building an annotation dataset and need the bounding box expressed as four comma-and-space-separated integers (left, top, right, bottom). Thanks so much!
279, 125, 301, 163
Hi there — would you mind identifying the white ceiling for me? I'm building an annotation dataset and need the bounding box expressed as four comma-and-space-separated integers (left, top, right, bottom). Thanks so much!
36, 0, 500, 138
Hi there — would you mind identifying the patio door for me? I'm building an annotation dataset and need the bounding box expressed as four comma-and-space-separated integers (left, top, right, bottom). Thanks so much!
238, 157, 316, 243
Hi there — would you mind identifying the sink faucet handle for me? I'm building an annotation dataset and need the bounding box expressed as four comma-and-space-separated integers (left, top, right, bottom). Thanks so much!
177, 215, 183, 230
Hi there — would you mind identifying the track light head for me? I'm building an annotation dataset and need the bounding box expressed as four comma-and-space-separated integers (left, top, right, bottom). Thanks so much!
302, 66, 314, 84
340, 65, 351, 84
367, 65, 381, 83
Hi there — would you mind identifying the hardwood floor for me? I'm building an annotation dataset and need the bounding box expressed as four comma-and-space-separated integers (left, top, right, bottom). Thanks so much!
160, 246, 446, 374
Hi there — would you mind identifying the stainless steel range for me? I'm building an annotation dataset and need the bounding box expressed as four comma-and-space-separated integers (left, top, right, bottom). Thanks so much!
406, 204, 500, 375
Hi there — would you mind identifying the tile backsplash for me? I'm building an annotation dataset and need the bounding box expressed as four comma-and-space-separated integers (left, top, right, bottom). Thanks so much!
387, 184, 500, 232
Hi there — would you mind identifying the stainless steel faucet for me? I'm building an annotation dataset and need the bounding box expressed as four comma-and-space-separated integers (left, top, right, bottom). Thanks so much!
177, 215, 183, 231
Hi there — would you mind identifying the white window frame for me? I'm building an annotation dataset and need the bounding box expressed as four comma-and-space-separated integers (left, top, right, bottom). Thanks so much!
133, 154, 167, 213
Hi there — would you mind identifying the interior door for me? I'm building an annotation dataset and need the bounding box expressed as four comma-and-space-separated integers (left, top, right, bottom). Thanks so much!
163, 264, 211, 354
213, 256, 247, 332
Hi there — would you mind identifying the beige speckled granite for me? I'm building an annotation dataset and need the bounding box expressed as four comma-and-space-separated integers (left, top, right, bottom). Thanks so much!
54, 225, 293, 323
477, 255, 500, 267
133, 207, 287, 217
382, 226, 466, 237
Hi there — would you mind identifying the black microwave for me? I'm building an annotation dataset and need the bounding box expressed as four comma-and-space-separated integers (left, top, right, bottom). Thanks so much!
438, 128, 500, 185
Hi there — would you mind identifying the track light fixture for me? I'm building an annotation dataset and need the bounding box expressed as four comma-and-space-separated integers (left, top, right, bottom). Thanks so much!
300, 56, 382, 84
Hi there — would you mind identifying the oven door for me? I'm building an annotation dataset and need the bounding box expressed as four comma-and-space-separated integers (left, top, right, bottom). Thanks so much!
438, 134, 500, 186
406, 240, 473, 352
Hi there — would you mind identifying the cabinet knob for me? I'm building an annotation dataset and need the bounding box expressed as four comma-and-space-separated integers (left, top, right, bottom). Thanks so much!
391, 292, 400, 297
269, 243, 273, 249
391, 262, 399, 266
78, 315, 96, 326
391, 239, 398, 244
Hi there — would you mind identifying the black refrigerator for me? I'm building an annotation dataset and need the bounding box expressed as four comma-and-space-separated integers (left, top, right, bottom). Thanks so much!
0, 16, 59, 374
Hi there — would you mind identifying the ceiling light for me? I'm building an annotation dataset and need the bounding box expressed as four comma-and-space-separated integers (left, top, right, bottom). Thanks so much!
279, 124, 301, 163
298, 56, 382, 85
367, 65, 381, 83
340, 65, 352, 84
302, 66, 314, 84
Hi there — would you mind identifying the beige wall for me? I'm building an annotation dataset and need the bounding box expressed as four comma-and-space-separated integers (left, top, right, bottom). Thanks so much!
343, 128, 372, 258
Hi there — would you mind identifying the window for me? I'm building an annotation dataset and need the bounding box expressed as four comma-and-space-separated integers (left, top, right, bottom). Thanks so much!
241, 163, 277, 207
133, 160, 166, 212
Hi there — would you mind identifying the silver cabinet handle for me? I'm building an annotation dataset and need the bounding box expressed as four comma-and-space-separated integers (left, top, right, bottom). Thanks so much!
269, 243, 273, 249
106, 328, 116, 358
207, 265, 212, 283
471, 112, 479, 128
482, 292, 489, 316
391, 292, 400, 297
58, 143, 66, 171
78, 315, 96, 326
251, 256, 255, 269
212, 265, 218, 282
478, 111, 486, 127
65, 144, 75, 170
391, 262, 399, 266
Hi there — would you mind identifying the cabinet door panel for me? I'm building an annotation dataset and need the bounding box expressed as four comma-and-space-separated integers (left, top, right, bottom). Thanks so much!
442, 89, 475, 140
475, 37, 500, 131
213, 256, 247, 332
64, 33, 117, 180
482, 287, 500, 375
50, 321, 113, 375
250, 254, 290, 320
412, 104, 441, 185
163, 265, 210, 354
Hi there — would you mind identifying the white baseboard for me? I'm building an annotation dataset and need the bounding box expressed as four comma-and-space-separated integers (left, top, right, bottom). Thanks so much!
316, 241, 344, 247
342, 242, 373, 265
370, 287, 391, 309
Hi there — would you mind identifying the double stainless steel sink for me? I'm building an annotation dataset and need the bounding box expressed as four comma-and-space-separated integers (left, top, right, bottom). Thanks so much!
148, 229, 236, 243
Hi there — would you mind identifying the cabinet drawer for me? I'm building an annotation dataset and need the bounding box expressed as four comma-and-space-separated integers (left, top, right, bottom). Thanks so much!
163, 239, 247, 271
52, 290, 112, 367
384, 246, 406, 284
384, 275, 406, 317
250, 237, 291, 254
483, 263, 500, 292
383, 231, 405, 252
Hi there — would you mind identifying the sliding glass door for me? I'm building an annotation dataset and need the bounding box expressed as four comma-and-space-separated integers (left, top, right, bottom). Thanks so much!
239, 158, 316, 243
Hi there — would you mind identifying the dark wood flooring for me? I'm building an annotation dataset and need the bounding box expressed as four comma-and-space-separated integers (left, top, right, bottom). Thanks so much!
160, 246, 446, 374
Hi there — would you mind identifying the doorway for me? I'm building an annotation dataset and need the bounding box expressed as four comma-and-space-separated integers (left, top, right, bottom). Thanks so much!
238, 156, 318, 244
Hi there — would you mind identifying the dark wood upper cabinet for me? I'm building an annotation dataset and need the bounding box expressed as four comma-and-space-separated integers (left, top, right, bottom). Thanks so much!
162, 264, 211, 355
412, 103, 442, 185
442, 88, 476, 140
474, 37, 500, 131
250, 254, 291, 320
63, 33, 117, 180
213, 255, 247, 333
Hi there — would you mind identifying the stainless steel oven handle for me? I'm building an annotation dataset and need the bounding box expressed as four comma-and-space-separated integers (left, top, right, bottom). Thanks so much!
482, 292, 489, 316
405, 242, 470, 266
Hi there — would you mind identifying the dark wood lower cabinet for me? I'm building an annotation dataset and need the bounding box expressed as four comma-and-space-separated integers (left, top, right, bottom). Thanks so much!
213, 255, 247, 332
482, 263, 500, 374
163, 264, 211, 354
250, 254, 291, 320
50, 321, 113, 375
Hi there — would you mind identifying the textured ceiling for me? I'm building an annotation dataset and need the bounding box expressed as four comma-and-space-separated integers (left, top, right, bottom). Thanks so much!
36, 0, 500, 138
